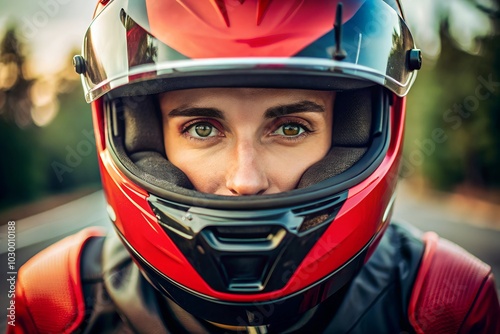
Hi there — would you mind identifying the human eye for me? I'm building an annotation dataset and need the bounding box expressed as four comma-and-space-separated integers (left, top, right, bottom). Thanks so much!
272, 122, 310, 138
183, 121, 221, 139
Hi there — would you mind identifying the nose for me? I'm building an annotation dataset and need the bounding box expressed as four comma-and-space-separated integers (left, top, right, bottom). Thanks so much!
225, 142, 269, 196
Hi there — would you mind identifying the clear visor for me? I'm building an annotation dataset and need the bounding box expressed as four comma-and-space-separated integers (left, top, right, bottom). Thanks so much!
80, 0, 417, 102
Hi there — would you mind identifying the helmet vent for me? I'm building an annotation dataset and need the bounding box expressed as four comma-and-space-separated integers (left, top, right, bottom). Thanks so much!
214, 225, 275, 241
221, 255, 268, 292
201, 226, 286, 251
194, 225, 289, 292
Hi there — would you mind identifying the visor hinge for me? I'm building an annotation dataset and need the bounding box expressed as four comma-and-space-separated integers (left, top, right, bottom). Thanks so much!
73, 55, 86, 75
408, 49, 423, 71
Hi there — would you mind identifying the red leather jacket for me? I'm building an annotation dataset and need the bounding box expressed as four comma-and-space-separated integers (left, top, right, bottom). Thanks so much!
7, 223, 500, 333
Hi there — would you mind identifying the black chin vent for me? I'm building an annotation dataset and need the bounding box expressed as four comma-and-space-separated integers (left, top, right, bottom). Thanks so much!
148, 192, 347, 293
213, 225, 276, 240
221, 255, 268, 291
200, 225, 286, 292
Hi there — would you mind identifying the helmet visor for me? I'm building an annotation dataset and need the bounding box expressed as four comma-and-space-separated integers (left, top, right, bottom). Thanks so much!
80, 0, 417, 102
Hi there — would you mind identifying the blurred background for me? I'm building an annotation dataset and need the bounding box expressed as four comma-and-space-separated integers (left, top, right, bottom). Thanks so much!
0, 0, 99, 219
0, 0, 499, 331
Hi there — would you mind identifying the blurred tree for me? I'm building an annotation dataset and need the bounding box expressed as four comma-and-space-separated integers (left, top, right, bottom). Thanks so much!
0, 27, 34, 127
0, 27, 100, 213
40, 59, 101, 193
404, 0, 500, 195
0, 26, 43, 210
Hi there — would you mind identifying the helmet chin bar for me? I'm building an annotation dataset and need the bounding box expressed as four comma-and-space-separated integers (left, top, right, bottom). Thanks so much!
115, 225, 372, 326
149, 191, 347, 293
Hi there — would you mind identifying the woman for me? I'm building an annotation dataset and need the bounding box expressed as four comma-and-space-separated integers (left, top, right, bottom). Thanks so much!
10, 0, 499, 333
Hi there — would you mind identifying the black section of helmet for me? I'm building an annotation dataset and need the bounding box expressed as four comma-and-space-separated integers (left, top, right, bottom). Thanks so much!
149, 191, 347, 294
115, 225, 372, 326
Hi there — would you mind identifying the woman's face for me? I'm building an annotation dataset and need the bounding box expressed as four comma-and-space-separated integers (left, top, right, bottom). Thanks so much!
160, 88, 334, 196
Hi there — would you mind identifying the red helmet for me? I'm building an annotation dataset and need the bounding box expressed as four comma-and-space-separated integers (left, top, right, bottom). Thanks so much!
75, 0, 420, 326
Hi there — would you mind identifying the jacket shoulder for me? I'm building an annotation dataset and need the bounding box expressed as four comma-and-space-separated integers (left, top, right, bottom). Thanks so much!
8, 227, 105, 334
408, 231, 500, 334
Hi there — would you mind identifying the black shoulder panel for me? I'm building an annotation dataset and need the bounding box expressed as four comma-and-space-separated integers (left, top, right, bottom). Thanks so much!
317, 222, 425, 333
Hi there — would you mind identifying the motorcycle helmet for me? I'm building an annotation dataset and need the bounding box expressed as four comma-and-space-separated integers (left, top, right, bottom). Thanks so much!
74, 0, 420, 327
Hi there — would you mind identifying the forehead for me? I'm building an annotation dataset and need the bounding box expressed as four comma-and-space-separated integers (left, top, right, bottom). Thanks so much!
159, 88, 335, 108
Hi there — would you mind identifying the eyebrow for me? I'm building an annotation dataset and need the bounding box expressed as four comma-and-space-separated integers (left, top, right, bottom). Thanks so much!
167, 106, 224, 119
166, 100, 325, 119
264, 101, 325, 118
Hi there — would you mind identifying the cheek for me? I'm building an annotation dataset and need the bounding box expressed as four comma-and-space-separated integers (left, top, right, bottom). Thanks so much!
165, 145, 227, 193
265, 141, 330, 191
163, 121, 179, 155
179, 160, 222, 193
